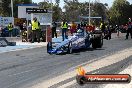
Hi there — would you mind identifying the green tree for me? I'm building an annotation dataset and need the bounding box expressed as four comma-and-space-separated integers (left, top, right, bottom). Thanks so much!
63, 0, 83, 22
39, 1, 51, 9
39, 1, 62, 22
63, 1, 106, 23
13, 0, 32, 17
53, 5, 62, 21
55, 0, 60, 6
1, 0, 10, 16
109, 0, 131, 25
92, 2, 107, 19
0, 0, 32, 17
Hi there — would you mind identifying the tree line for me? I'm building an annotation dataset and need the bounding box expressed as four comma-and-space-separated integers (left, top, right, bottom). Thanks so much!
0, 0, 32, 17
0, 0, 132, 25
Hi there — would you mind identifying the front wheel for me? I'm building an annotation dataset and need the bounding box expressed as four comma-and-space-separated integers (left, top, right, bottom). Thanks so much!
67, 42, 73, 54
47, 42, 52, 53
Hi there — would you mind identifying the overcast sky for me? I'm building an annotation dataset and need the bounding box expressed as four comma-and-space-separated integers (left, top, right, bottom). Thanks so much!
32, 0, 132, 8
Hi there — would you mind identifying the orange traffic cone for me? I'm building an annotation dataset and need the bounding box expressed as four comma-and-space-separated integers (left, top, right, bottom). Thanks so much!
77, 66, 86, 76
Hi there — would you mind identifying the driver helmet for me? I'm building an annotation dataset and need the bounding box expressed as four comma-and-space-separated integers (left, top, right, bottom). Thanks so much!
77, 29, 83, 33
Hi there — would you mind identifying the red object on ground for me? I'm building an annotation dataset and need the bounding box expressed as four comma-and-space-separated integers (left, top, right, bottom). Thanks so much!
47, 26, 52, 42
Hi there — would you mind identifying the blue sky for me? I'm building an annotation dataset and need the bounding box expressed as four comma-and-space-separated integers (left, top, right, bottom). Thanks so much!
32, 0, 132, 8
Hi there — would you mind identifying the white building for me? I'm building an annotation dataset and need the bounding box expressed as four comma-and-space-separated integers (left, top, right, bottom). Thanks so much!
17, 4, 52, 26
17, 4, 39, 19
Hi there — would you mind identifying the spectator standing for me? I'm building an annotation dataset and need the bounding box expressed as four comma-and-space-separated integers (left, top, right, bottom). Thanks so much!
70, 21, 77, 35
31, 17, 40, 43
61, 20, 68, 41
8, 23, 13, 37
52, 22, 57, 38
126, 18, 132, 39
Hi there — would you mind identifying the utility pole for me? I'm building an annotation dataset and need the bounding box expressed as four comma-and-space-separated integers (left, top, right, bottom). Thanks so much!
89, 0, 91, 25
51, 0, 53, 23
11, 0, 13, 17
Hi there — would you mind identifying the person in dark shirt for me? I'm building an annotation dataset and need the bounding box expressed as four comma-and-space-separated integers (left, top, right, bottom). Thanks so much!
52, 22, 57, 38
126, 18, 132, 39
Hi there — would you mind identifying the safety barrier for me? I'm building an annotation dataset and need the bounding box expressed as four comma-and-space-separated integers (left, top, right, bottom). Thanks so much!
0, 38, 16, 47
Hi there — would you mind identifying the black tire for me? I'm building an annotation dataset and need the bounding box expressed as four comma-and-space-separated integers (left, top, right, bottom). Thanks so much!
92, 41, 97, 49
47, 42, 52, 53
91, 35, 98, 49
92, 34, 103, 48
67, 42, 72, 54
98, 35, 103, 48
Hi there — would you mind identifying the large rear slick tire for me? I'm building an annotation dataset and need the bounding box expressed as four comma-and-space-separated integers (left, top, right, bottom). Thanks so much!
92, 34, 103, 49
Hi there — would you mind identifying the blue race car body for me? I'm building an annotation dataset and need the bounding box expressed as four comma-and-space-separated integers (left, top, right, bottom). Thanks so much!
47, 29, 103, 54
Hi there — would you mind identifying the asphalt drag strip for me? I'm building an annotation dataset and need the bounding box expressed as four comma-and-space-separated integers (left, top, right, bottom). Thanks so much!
30, 47, 132, 88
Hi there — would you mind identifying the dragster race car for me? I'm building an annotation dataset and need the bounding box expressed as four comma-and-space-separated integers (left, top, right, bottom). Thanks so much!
47, 28, 103, 54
